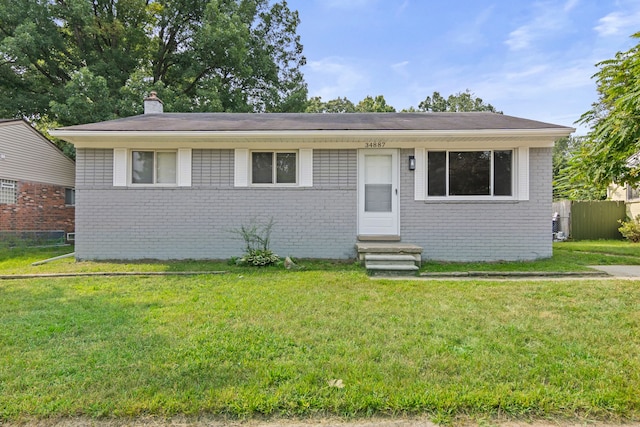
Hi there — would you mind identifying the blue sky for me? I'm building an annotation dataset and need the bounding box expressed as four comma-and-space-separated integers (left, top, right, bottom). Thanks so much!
290, 0, 640, 134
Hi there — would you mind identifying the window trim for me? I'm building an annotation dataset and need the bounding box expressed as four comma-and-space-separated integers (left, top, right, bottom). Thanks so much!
131, 149, 178, 186
0, 179, 17, 204
422, 148, 519, 201
250, 150, 299, 186
428, 149, 514, 200
113, 148, 191, 187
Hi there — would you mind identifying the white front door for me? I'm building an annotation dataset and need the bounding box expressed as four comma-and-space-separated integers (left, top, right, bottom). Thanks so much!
358, 149, 399, 236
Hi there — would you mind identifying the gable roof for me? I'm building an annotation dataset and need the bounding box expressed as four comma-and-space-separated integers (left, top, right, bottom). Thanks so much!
51, 112, 575, 149
56, 112, 570, 132
0, 119, 75, 187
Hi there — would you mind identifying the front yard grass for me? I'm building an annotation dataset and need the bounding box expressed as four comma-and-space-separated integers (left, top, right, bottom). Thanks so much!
423, 240, 640, 272
4, 240, 640, 277
1, 243, 639, 424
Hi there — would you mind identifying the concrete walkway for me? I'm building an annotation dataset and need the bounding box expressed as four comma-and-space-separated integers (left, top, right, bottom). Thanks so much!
589, 265, 640, 278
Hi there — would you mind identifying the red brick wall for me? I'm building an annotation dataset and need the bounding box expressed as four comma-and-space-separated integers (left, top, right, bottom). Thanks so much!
0, 180, 74, 234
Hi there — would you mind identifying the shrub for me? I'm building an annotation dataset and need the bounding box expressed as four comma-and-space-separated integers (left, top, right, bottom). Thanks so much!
239, 249, 280, 267
618, 215, 640, 242
230, 217, 280, 266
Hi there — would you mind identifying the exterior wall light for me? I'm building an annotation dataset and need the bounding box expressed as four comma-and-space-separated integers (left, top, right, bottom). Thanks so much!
408, 155, 416, 171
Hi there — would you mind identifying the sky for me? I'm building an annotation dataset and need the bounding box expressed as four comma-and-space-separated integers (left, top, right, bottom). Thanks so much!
288, 0, 640, 134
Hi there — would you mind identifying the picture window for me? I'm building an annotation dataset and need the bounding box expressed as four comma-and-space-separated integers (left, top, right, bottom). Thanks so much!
427, 150, 513, 197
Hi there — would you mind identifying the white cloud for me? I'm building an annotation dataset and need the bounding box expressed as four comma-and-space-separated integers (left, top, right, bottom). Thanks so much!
451, 5, 495, 47
305, 57, 369, 100
595, 10, 640, 36
390, 61, 410, 78
564, 0, 579, 12
504, 1, 570, 51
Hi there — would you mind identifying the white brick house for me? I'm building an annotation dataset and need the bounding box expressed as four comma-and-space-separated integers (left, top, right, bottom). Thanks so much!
51, 98, 573, 262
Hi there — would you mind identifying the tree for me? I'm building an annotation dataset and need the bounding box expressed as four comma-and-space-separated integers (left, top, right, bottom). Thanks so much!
305, 96, 355, 113
416, 89, 500, 113
0, 0, 307, 125
355, 95, 395, 112
305, 95, 395, 113
552, 136, 606, 200
573, 32, 640, 189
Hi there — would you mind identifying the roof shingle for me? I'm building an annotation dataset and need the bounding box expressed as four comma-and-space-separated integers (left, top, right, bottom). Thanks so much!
57, 112, 572, 132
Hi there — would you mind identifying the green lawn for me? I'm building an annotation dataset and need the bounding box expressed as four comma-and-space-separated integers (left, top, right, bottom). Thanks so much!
0, 244, 639, 425
424, 240, 640, 273
4, 240, 640, 276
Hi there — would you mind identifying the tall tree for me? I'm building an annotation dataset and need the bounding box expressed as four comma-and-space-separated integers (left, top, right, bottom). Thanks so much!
553, 135, 606, 200
417, 89, 500, 113
355, 95, 395, 112
305, 95, 395, 113
305, 96, 355, 113
0, 0, 307, 125
573, 32, 640, 189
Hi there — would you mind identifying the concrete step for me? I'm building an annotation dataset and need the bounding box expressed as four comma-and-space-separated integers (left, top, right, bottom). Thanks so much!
364, 254, 418, 263
367, 264, 420, 277
365, 264, 419, 271
357, 241, 423, 276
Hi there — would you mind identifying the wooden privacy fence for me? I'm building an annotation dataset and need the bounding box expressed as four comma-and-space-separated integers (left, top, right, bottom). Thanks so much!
552, 200, 626, 240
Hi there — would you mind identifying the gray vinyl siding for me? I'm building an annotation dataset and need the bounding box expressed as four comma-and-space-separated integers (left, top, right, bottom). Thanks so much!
0, 121, 75, 187
76, 148, 113, 187
314, 149, 357, 188
192, 149, 234, 186
75, 146, 552, 261
399, 147, 552, 261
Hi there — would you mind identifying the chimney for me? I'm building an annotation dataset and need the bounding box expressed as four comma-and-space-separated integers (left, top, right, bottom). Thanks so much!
143, 91, 163, 114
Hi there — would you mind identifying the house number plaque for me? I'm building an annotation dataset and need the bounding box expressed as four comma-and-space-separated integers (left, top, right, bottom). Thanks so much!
364, 142, 386, 148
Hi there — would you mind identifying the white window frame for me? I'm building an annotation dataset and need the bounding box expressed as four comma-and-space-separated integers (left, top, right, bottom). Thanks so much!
414, 147, 529, 201
113, 148, 191, 187
234, 149, 313, 188
250, 150, 298, 186
131, 150, 177, 185
0, 179, 17, 204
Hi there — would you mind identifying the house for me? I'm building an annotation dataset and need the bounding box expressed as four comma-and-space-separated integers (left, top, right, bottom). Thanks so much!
51, 94, 574, 262
609, 184, 640, 219
608, 152, 640, 219
0, 119, 76, 242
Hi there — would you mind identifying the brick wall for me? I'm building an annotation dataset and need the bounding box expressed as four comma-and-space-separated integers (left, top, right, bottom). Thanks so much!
75, 148, 358, 260
74, 147, 551, 261
0, 180, 75, 234
399, 147, 552, 261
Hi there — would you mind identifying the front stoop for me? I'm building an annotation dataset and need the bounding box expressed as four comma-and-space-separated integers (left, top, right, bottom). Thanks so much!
356, 242, 423, 276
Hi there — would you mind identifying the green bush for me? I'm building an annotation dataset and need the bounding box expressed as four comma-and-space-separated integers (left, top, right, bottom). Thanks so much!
618, 215, 640, 242
230, 217, 280, 266
239, 249, 280, 267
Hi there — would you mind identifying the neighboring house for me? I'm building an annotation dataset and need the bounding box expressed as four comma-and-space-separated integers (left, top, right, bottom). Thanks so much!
0, 119, 76, 239
608, 152, 640, 219
51, 94, 573, 262
608, 183, 640, 218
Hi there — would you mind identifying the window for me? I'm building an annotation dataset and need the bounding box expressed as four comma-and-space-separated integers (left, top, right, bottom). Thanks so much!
427, 150, 513, 197
628, 185, 640, 200
0, 179, 17, 204
251, 151, 297, 184
65, 188, 75, 205
131, 151, 176, 184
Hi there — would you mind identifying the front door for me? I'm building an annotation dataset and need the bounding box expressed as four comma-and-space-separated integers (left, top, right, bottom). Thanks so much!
358, 149, 399, 236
